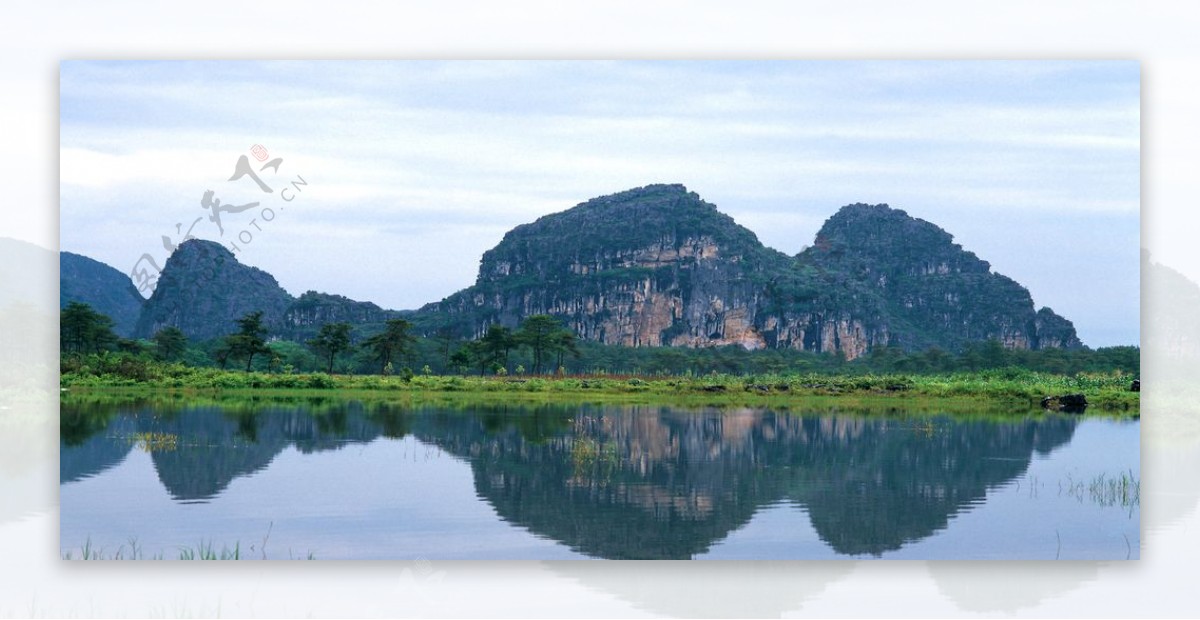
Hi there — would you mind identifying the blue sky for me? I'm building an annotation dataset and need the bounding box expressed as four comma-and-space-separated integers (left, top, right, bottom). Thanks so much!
59, 60, 1139, 346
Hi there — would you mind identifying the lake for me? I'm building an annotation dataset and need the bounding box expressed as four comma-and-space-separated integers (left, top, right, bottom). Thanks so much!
60, 396, 1139, 560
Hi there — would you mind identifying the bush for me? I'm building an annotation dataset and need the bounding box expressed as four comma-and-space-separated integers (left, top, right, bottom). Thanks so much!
304, 373, 337, 389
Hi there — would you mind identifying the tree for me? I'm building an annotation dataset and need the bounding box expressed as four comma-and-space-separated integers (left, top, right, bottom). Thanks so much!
212, 341, 233, 369
516, 314, 569, 374
468, 340, 491, 375
269, 339, 321, 373
448, 347, 472, 375
152, 326, 188, 362
307, 322, 353, 373
479, 324, 516, 372
60, 302, 118, 354
920, 347, 952, 373
363, 318, 416, 375
552, 328, 579, 374
978, 339, 1009, 369
225, 311, 271, 371
117, 338, 153, 356
432, 324, 458, 373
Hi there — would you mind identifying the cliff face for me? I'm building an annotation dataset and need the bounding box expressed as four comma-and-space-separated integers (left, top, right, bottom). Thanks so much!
282, 291, 399, 336
60, 251, 145, 337
84, 184, 1082, 357
133, 240, 400, 342
425, 185, 784, 349
421, 185, 1081, 359
134, 240, 294, 341
801, 203, 1083, 353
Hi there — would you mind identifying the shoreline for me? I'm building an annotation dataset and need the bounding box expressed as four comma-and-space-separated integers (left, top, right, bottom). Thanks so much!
60, 370, 1141, 416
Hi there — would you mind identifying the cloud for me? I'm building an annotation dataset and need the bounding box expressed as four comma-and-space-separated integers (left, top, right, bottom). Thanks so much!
59, 60, 1140, 345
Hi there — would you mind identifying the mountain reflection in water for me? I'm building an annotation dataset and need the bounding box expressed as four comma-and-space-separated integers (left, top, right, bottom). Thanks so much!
61, 398, 1081, 559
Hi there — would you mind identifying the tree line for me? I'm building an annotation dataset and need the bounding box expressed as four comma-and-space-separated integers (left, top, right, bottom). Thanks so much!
60, 303, 581, 378
60, 302, 1139, 378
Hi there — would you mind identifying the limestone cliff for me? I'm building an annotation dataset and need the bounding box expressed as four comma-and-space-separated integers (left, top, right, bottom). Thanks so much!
282, 291, 400, 337
89, 184, 1082, 358
134, 240, 397, 342
134, 240, 294, 341
801, 203, 1083, 353
420, 184, 1081, 359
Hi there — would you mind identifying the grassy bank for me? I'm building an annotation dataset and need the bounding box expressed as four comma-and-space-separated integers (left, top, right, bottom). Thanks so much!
61, 363, 1139, 413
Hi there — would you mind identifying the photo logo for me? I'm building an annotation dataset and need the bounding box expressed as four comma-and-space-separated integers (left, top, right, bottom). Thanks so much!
129, 146, 309, 294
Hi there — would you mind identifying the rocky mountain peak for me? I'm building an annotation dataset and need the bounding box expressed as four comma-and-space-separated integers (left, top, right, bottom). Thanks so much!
68, 186, 1085, 358
428, 188, 1083, 357
130, 239, 403, 342
809, 203, 989, 275
134, 239, 294, 341
474, 183, 770, 288
173, 238, 236, 260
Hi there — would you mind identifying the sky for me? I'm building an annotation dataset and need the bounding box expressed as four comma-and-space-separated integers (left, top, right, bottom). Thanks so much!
59, 60, 1140, 347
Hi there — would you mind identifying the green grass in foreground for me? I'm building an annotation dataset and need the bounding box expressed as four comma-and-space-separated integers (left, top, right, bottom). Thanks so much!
60, 364, 1139, 413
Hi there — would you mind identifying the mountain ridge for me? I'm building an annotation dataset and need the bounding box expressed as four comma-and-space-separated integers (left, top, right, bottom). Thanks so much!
64, 184, 1083, 358
131, 239, 402, 342
419, 184, 1081, 358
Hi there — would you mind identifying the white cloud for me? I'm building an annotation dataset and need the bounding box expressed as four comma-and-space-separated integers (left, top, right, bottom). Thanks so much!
59, 60, 1140, 344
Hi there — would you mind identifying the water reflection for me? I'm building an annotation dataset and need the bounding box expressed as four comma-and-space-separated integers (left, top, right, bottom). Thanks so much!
60, 396, 1105, 560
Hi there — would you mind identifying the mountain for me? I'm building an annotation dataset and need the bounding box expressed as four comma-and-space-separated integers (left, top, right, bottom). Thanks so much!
283, 291, 397, 335
70, 184, 1083, 357
60, 251, 145, 337
420, 184, 1080, 358
133, 239, 400, 341
799, 202, 1082, 352
423, 184, 793, 348
133, 240, 295, 341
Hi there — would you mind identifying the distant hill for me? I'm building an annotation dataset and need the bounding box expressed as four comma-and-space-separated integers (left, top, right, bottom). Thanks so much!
132, 239, 400, 341
60, 251, 145, 337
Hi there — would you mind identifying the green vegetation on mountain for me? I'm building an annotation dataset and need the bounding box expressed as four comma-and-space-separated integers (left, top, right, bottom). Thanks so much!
60, 251, 144, 337
133, 240, 293, 342
93, 185, 1085, 363
131, 240, 401, 343
59, 184, 1132, 405
417, 185, 1082, 359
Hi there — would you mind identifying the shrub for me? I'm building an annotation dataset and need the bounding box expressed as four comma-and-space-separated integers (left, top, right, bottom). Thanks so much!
304, 373, 337, 389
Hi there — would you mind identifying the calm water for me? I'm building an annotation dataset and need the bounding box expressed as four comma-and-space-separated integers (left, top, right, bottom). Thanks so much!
60, 397, 1140, 560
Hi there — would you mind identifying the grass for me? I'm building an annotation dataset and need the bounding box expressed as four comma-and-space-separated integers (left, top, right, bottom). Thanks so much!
60, 366, 1140, 414
62, 537, 314, 561
1056, 470, 1141, 526
1063, 470, 1141, 509
125, 431, 179, 453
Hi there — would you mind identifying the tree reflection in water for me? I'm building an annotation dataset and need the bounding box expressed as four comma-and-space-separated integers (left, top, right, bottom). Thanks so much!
61, 398, 1077, 558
